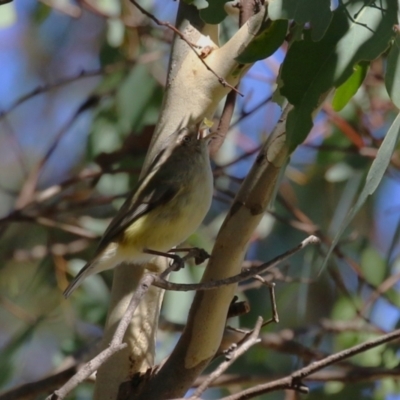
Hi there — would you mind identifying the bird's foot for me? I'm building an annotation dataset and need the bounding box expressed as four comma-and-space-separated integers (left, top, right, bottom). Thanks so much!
168, 247, 210, 265
143, 248, 184, 272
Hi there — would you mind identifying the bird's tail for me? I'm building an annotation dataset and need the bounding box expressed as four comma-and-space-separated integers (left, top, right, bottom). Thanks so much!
63, 243, 121, 298
63, 261, 94, 298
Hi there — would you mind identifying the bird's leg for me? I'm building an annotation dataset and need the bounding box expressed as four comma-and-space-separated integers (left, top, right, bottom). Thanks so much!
168, 247, 210, 265
143, 248, 184, 271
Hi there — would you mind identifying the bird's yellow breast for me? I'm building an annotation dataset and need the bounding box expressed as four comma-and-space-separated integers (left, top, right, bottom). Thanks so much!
119, 168, 212, 258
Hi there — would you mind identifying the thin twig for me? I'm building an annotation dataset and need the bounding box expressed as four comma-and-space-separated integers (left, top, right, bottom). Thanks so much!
191, 365, 400, 389
209, 0, 253, 155
253, 276, 279, 326
1, 116, 29, 177
0, 366, 77, 400
15, 95, 101, 209
152, 235, 320, 292
0, 62, 136, 122
219, 328, 400, 400
191, 317, 263, 398
360, 270, 400, 316
239, 0, 255, 26
129, 0, 243, 96
276, 193, 399, 325
215, 146, 261, 172
47, 274, 155, 400
211, 89, 237, 155
231, 95, 272, 128
36, 217, 98, 239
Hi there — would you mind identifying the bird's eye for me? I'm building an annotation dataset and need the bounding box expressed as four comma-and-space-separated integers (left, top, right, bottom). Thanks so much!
182, 135, 191, 143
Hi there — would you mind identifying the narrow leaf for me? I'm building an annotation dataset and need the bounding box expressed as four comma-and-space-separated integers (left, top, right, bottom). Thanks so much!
321, 113, 400, 271
280, 0, 397, 151
199, 0, 228, 24
236, 20, 288, 64
332, 61, 369, 111
385, 35, 400, 109
268, 0, 332, 41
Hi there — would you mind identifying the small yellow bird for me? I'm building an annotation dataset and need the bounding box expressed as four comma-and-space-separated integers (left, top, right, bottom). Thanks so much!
63, 125, 214, 298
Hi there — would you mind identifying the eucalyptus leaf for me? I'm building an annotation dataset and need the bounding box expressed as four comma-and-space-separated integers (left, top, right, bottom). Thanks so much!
0, 2, 16, 28
268, 0, 332, 41
280, 0, 397, 151
182, 0, 209, 9
361, 247, 385, 286
0, 317, 45, 387
199, 0, 228, 24
236, 20, 288, 64
332, 61, 369, 111
321, 112, 400, 271
33, 3, 52, 23
385, 35, 400, 109
116, 65, 158, 134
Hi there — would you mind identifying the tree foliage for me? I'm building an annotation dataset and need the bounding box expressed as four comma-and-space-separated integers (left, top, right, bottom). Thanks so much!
0, 0, 400, 399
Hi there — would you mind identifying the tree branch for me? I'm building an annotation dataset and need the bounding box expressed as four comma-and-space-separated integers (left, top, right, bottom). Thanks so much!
190, 317, 263, 398
129, 0, 242, 96
47, 274, 155, 400
98, 3, 271, 399
219, 328, 400, 400
135, 100, 292, 399
152, 235, 319, 291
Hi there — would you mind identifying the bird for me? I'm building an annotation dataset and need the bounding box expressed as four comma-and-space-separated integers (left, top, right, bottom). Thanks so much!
63, 125, 215, 298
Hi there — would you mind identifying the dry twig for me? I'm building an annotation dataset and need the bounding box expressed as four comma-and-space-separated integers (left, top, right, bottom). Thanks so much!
190, 317, 263, 398
46, 274, 155, 400
153, 235, 320, 292
218, 328, 400, 400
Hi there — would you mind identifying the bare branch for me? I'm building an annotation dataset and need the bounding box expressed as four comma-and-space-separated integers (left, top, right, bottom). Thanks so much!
253, 276, 279, 326
47, 274, 155, 400
209, 0, 254, 155
191, 365, 400, 389
15, 95, 101, 209
0, 366, 77, 400
0, 63, 136, 122
219, 328, 400, 400
152, 235, 320, 291
211, 90, 237, 155
190, 317, 263, 398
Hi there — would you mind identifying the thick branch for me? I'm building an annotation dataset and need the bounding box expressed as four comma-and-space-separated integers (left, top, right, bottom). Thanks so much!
135, 104, 292, 399
143, 3, 268, 168
98, 3, 269, 399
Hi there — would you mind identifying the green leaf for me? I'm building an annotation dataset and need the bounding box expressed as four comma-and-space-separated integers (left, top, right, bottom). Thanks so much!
235, 20, 288, 64
321, 112, 400, 271
199, 0, 228, 24
183, 0, 209, 10
0, 2, 16, 28
116, 64, 158, 134
0, 316, 45, 387
332, 61, 369, 111
280, 0, 397, 151
385, 35, 400, 108
361, 247, 385, 286
33, 3, 52, 24
268, 0, 332, 41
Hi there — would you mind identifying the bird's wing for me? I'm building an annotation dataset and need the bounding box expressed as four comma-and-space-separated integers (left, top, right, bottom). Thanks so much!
96, 173, 181, 252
